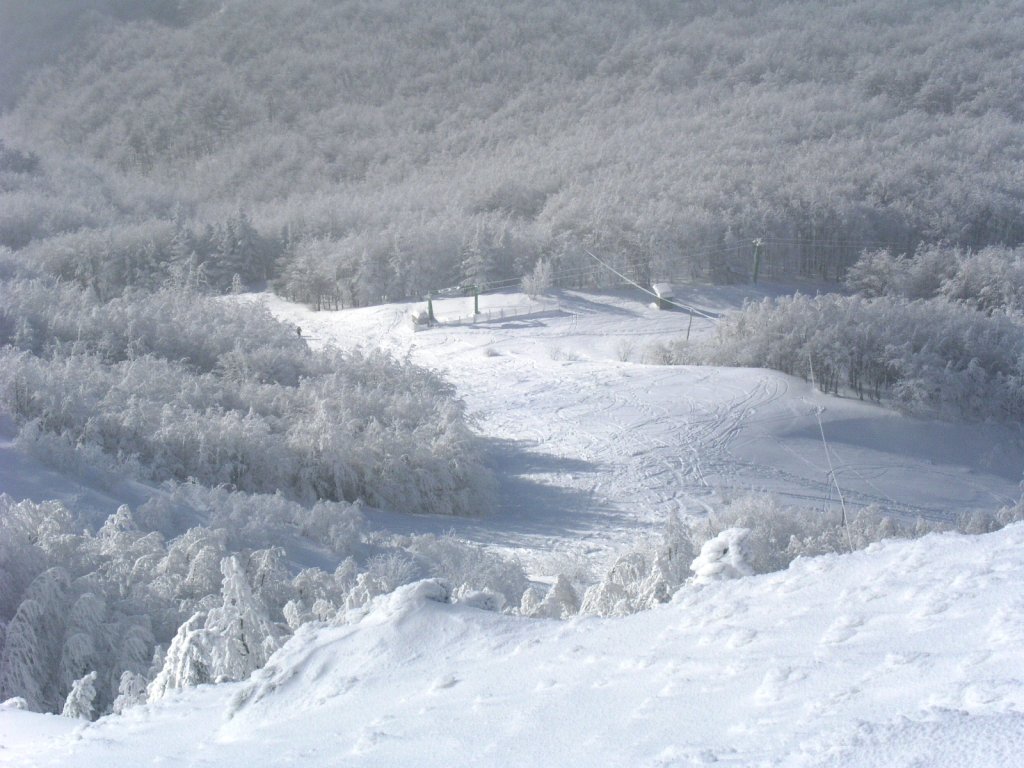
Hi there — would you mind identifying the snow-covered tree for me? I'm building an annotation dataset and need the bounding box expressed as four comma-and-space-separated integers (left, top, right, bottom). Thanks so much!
532, 575, 580, 619
148, 554, 285, 701
147, 613, 212, 702
345, 553, 422, 611
522, 259, 552, 298
519, 586, 544, 617
203, 556, 282, 683
581, 553, 648, 617
59, 593, 106, 696
111, 671, 148, 715
690, 529, 754, 584
61, 671, 97, 721
0, 600, 47, 711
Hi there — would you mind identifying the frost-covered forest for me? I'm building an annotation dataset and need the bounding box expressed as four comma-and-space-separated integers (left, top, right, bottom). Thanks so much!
667, 244, 1024, 422
2, 0, 1024, 301
2, 0, 1024, 746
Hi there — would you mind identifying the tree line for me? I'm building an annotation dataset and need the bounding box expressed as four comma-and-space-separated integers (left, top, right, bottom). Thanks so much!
1, 0, 1023, 305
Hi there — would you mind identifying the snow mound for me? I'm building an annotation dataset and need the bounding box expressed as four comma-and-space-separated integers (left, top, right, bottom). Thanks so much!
8, 526, 1024, 766
223, 579, 463, 721
212, 525, 1024, 764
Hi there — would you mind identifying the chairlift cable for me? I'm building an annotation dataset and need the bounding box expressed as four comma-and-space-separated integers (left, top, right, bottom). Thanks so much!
583, 249, 717, 320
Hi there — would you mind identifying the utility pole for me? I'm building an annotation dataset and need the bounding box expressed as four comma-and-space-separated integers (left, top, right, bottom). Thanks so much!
752, 238, 764, 284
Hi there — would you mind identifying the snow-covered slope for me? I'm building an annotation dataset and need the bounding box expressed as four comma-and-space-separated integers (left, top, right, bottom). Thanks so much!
8, 523, 1024, 767
0, 415, 154, 530
3, 286, 1024, 765
256, 288, 1023, 573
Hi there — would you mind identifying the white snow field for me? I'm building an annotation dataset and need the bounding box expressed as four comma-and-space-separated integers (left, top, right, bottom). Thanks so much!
3, 285, 1023, 766
259, 287, 1022, 572
5, 524, 1024, 767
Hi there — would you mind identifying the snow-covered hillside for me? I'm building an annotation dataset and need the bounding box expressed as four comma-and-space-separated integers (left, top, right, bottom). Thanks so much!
3, 0, 1023, 760
6, 521, 1024, 767
258, 288, 1023, 573
3, 286, 1022, 766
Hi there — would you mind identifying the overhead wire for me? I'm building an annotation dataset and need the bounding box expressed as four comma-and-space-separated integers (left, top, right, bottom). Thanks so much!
435, 235, 909, 299
583, 249, 718, 319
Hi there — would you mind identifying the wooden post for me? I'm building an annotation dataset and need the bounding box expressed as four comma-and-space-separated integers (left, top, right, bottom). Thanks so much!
427, 294, 435, 325
474, 287, 479, 315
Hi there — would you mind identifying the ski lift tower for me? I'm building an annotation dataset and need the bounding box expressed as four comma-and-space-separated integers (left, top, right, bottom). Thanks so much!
652, 283, 675, 310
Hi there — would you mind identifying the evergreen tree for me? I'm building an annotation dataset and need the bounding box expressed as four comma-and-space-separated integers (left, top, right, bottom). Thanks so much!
459, 224, 491, 290
111, 671, 148, 715
61, 671, 97, 721
356, 247, 388, 306
147, 613, 211, 702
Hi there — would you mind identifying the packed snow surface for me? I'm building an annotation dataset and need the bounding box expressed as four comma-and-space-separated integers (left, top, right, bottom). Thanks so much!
260, 288, 1021, 570
6, 524, 1024, 766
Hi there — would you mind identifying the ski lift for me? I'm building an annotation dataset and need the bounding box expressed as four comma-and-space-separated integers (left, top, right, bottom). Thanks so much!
652, 283, 675, 310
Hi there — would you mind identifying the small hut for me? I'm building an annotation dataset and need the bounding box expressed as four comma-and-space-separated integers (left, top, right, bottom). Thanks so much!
652, 283, 675, 310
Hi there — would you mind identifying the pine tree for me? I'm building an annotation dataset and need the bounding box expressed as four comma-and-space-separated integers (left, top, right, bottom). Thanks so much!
234, 210, 267, 281
356, 247, 389, 306
205, 220, 238, 290
111, 671, 148, 715
460, 224, 490, 290
61, 671, 97, 720
148, 556, 283, 700
146, 613, 211, 702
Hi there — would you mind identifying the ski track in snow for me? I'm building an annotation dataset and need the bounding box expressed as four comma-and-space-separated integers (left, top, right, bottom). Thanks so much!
255, 288, 1023, 568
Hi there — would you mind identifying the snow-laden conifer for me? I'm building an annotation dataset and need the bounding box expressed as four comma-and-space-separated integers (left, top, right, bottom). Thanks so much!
61, 671, 97, 720
146, 614, 211, 702
112, 671, 148, 715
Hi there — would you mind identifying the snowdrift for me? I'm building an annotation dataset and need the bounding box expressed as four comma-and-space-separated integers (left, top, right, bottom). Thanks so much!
9, 524, 1024, 767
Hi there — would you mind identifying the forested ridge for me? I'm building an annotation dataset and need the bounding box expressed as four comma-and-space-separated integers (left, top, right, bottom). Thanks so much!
2, 0, 1024, 301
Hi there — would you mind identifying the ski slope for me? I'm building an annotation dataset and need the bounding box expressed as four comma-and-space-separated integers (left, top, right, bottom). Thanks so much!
4, 285, 1024, 766
257, 287, 1023, 572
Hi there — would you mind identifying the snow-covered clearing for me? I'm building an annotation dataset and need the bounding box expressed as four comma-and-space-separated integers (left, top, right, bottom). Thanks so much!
258, 287, 1022, 573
